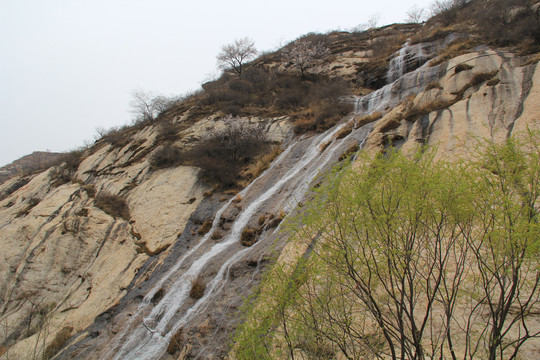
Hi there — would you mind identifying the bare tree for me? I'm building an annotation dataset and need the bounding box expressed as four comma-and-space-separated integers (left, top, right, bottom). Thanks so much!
282, 41, 330, 79
216, 37, 257, 77
406, 4, 426, 23
129, 89, 171, 124
367, 13, 381, 29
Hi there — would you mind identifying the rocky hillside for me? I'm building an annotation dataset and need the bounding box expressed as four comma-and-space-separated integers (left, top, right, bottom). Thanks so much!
1, 1, 539, 359
0, 152, 64, 185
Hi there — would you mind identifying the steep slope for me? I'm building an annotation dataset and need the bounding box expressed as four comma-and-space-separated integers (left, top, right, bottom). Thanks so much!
1, 1, 540, 359
0, 152, 63, 185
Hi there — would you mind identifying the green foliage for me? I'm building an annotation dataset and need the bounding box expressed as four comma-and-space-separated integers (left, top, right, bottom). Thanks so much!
233, 132, 540, 360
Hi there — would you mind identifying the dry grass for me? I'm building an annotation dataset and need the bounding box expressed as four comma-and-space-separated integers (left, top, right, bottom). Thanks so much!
470, 71, 498, 86
42, 326, 73, 360
335, 122, 354, 140
426, 82, 444, 91
403, 99, 455, 121
522, 53, 540, 67
190, 276, 206, 299
240, 227, 259, 247
149, 144, 184, 170
319, 140, 331, 152
167, 328, 184, 355
354, 112, 382, 128
430, 39, 479, 67
95, 192, 130, 220
293, 101, 353, 134
268, 211, 286, 228
410, 27, 455, 45
454, 63, 474, 74
258, 211, 286, 229
197, 219, 213, 235
82, 184, 96, 198
339, 144, 361, 161
239, 146, 282, 187
451, 71, 499, 99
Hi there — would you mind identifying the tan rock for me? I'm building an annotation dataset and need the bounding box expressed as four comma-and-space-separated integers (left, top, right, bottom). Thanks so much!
128, 166, 206, 254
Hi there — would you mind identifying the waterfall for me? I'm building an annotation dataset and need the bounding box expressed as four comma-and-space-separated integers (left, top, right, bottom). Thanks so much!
106, 119, 372, 360
386, 40, 430, 83
387, 41, 409, 84
350, 61, 443, 116
103, 37, 455, 360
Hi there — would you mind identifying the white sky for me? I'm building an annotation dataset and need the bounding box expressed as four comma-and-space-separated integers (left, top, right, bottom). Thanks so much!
0, 0, 435, 166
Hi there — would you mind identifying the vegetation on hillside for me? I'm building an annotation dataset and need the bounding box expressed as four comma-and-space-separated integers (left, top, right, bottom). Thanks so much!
234, 132, 540, 360
150, 118, 271, 188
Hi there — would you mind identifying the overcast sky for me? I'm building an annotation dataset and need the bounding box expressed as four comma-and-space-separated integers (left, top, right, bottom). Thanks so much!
0, 0, 435, 166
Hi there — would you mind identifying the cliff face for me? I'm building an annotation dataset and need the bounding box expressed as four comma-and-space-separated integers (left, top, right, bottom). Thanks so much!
1, 12, 540, 360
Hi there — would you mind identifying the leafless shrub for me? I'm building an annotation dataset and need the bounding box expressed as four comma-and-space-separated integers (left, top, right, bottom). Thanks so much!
130, 89, 172, 124
98, 126, 132, 148
42, 326, 73, 360
197, 219, 213, 235
149, 144, 184, 170
367, 13, 381, 29
294, 101, 353, 134
240, 227, 260, 247
156, 121, 180, 143
49, 168, 72, 187
430, 0, 472, 25
406, 5, 427, 23
189, 276, 206, 299
185, 118, 270, 187
282, 41, 330, 79
95, 192, 130, 220
476, 0, 540, 46
82, 184, 96, 198
454, 63, 474, 73
167, 327, 184, 354
216, 38, 257, 77
61, 148, 85, 171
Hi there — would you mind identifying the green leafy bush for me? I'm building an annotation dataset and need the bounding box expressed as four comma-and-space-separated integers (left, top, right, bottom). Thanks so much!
234, 132, 540, 360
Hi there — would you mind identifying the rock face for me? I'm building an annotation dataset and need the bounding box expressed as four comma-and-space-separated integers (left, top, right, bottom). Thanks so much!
0, 151, 63, 185
0, 115, 292, 359
363, 50, 540, 158
1, 23, 539, 360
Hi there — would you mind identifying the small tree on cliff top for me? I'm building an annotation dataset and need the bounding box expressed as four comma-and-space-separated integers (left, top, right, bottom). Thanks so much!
282, 40, 330, 79
216, 37, 257, 77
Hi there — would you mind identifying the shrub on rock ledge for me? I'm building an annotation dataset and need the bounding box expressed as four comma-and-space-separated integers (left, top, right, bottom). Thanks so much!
95, 191, 130, 221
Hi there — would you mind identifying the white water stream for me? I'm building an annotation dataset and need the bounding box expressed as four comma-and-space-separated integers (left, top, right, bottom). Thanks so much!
352, 60, 442, 115
107, 119, 373, 359
105, 38, 447, 359
386, 41, 429, 83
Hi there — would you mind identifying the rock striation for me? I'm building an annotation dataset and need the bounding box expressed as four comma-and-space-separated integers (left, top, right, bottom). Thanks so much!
1, 17, 539, 360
